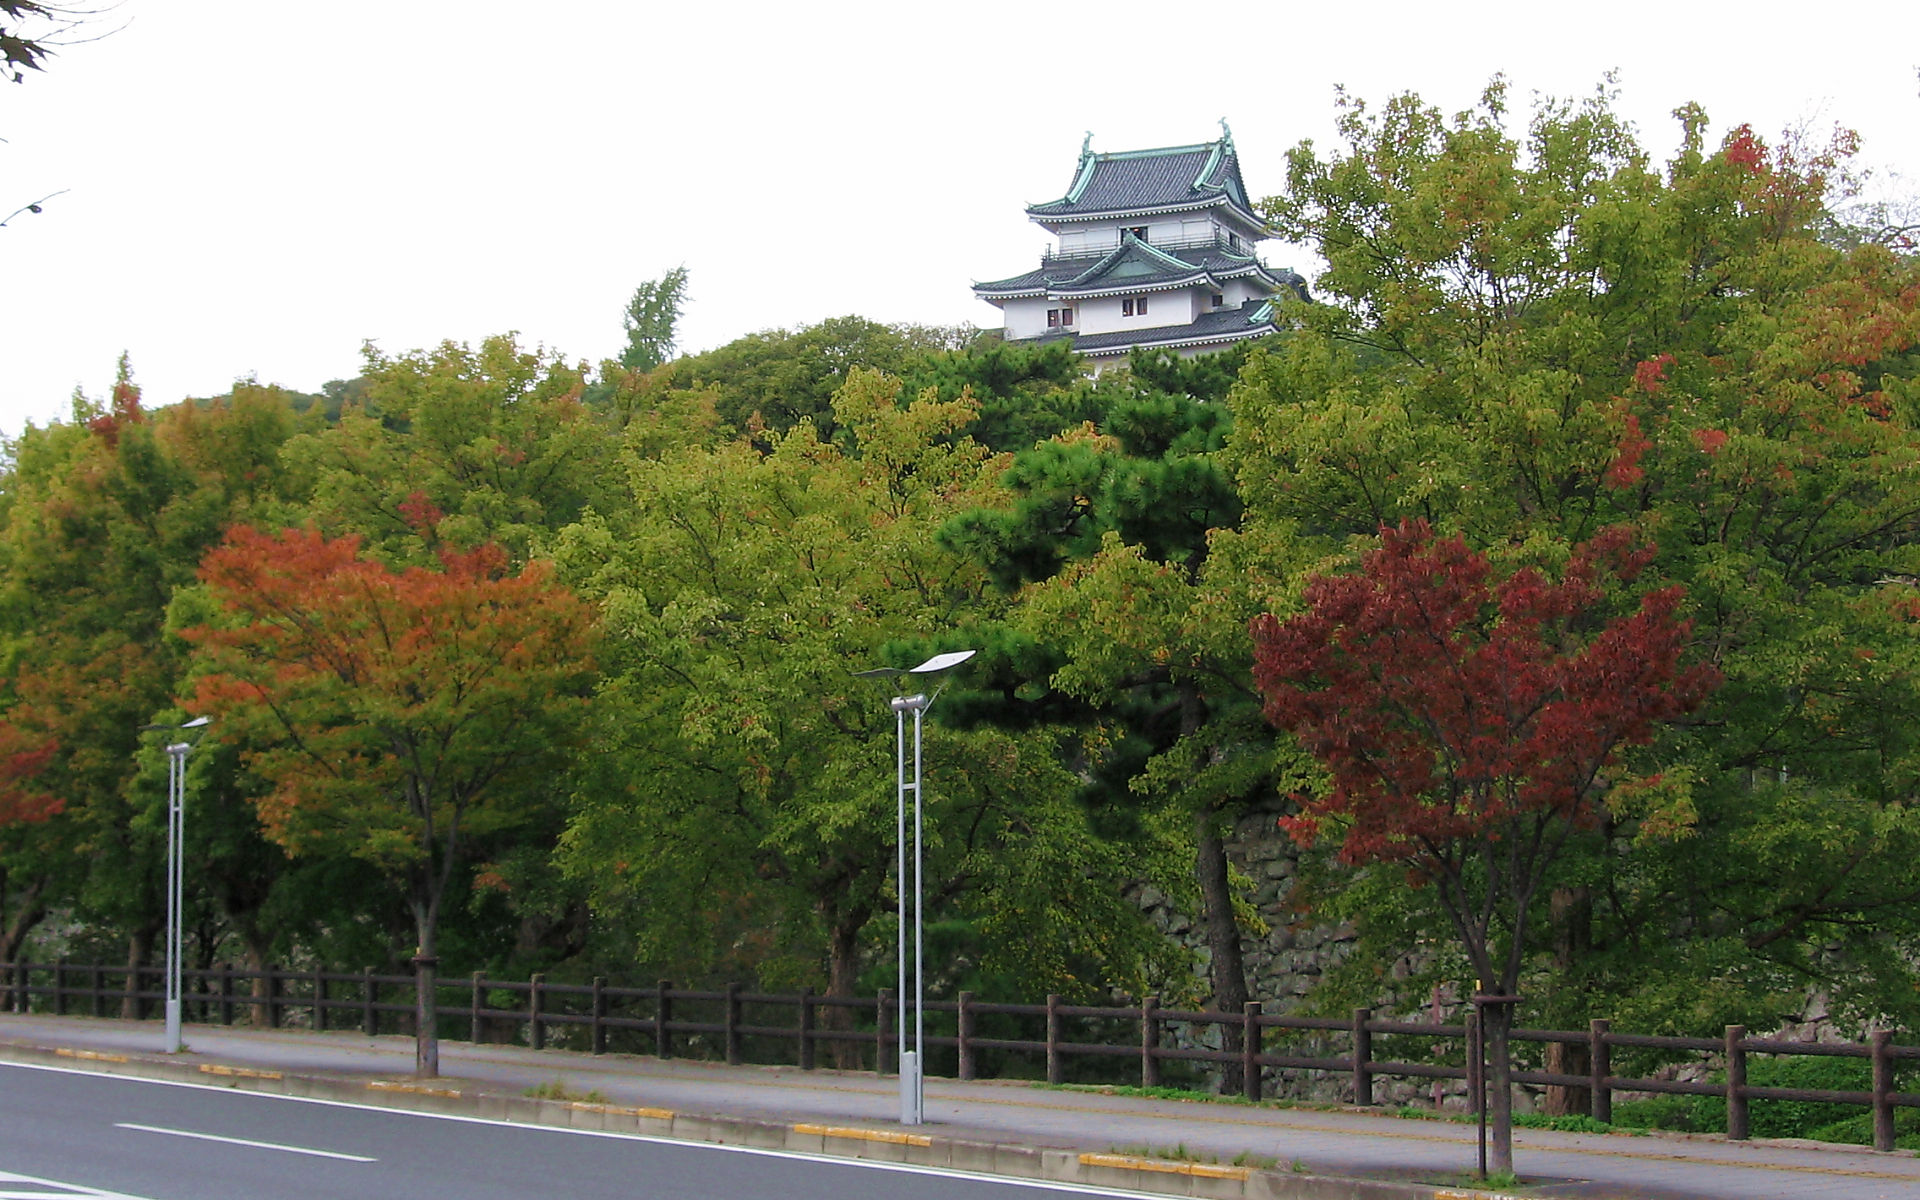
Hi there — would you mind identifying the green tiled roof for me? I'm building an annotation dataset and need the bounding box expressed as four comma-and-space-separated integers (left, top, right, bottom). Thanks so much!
1027, 125, 1258, 225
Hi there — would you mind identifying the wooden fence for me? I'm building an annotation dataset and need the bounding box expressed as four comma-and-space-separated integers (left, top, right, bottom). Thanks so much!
5, 960, 1917, 1151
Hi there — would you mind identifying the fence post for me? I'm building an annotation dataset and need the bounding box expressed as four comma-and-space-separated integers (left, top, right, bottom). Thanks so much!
725, 982, 743, 1066
266, 964, 282, 1029
656, 979, 674, 1059
470, 972, 484, 1044
1466, 1011, 1482, 1116
312, 968, 327, 1032
1589, 1019, 1612, 1124
362, 968, 377, 1036
591, 977, 607, 1055
528, 973, 545, 1051
1046, 993, 1063, 1086
876, 988, 893, 1078
1724, 1025, 1749, 1141
1242, 1002, 1263, 1101
798, 988, 815, 1070
957, 991, 976, 1081
1872, 1030, 1895, 1153
1142, 996, 1161, 1089
91, 963, 105, 1018
1352, 1007, 1374, 1106
53, 960, 66, 1017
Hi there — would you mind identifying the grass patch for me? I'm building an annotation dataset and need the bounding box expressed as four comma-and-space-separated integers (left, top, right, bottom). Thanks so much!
1510, 1112, 1613, 1134
1422, 1169, 1528, 1191
1111, 1142, 1214, 1163
523, 1078, 609, 1104
1063, 1082, 1256, 1105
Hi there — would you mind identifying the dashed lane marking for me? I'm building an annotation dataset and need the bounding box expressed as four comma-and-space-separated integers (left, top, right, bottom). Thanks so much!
113, 1122, 376, 1162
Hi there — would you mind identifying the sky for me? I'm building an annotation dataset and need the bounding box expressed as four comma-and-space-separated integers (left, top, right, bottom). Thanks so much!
1, 2, 1915, 439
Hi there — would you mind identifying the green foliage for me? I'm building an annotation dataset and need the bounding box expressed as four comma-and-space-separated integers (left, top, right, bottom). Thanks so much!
554, 369, 1161, 997
620, 266, 689, 373
901, 338, 1095, 452
667, 316, 960, 441
1232, 78, 1920, 1040
284, 334, 613, 565
1692, 1056, 1880, 1140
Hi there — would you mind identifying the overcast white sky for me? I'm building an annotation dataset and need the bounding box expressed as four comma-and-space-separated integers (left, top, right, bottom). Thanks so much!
1, 2, 1915, 439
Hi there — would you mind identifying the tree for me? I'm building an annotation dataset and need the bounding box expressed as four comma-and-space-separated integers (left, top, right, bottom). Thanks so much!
667, 316, 960, 441
0, 369, 311, 995
283, 335, 614, 565
1230, 81, 1920, 1058
554, 369, 1161, 1038
1250, 521, 1716, 1174
183, 528, 597, 1076
0, 1, 95, 85
941, 364, 1288, 1076
620, 266, 689, 372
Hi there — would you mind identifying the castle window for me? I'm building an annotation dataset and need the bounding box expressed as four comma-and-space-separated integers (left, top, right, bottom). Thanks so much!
1122, 296, 1148, 317
1047, 309, 1060, 328
1061, 306, 1075, 326
1122, 298, 1134, 317
1212, 292, 1225, 308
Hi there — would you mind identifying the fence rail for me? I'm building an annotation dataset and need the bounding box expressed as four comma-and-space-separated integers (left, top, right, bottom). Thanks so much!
4, 960, 1913, 1151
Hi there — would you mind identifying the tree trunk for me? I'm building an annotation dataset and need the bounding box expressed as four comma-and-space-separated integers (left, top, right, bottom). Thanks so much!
238, 928, 273, 1029
824, 905, 870, 1070
0, 875, 48, 964
122, 926, 156, 1020
1543, 886, 1592, 1116
1486, 1000, 1516, 1177
1195, 805, 1249, 1093
412, 907, 440, 1077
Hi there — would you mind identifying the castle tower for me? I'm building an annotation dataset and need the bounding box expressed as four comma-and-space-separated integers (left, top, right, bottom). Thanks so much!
973, 123, 1306, 364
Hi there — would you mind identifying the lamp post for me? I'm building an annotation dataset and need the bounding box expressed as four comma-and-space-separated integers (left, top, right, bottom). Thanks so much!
855, 649, 975, 1126
139, 715, 209, 1053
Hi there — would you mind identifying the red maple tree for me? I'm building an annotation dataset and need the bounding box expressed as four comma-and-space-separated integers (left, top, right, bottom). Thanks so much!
1250, 521, 1716, 1173
184, 527, 597, 1076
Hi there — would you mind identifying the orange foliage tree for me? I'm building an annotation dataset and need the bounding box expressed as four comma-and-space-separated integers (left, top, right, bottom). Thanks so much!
183, 527, 597, 1076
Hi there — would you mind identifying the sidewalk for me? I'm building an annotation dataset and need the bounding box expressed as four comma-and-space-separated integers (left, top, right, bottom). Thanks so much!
3, 1012, 1917, 1200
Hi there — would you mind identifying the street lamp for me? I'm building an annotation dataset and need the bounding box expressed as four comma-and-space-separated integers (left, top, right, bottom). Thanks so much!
138, 715, 210, 1053
855, 648, 975, 1126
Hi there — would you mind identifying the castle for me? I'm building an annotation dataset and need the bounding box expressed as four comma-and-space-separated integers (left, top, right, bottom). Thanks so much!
973, 124, 1306, 364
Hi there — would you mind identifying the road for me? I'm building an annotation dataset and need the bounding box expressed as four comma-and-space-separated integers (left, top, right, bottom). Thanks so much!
8, 1014, 1920, 1199
0, 1062, 1161, 1200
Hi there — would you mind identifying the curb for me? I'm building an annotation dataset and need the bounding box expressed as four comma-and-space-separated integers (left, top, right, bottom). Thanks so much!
8, 1041, 1469, 1200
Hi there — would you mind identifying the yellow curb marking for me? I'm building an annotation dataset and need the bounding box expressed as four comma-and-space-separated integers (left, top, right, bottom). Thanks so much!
793, 1123, 934, 1148
54, 1048, 128, 1064
569, 1101, 676, 1121
1079, 1153, 1251, 1181
366, 1080, 462, 1098
198, 1064, 282, 1080
1435, 1191, 1527, 1200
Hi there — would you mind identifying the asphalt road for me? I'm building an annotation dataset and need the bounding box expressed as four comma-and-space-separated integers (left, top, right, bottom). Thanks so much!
0, 1062, 1163, 1200
9, 1015, 1920, 1200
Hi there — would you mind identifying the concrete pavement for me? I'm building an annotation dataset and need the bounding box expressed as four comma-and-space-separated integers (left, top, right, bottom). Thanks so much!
2, 1012, 1917, 1199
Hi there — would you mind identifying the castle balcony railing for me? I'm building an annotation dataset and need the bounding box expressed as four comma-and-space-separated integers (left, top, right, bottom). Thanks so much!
1042, 229, 1258, 264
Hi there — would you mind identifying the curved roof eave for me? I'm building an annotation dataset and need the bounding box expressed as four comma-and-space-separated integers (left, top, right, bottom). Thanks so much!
1078, 324, 1279, 358
1027, 194, 1267, 228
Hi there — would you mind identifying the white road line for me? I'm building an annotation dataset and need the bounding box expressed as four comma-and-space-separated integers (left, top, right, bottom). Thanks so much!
112, 1123, 376, 1162
0, 1169, 158, 1199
